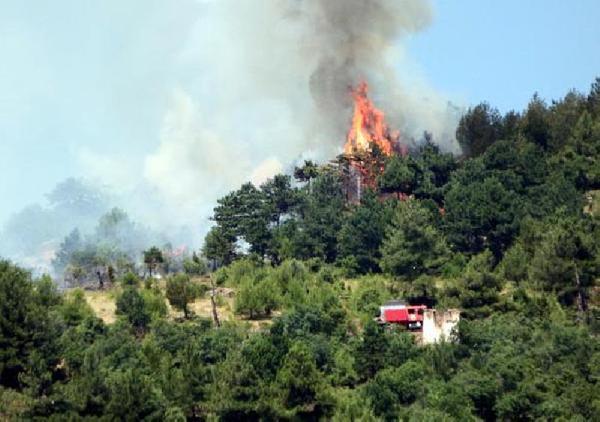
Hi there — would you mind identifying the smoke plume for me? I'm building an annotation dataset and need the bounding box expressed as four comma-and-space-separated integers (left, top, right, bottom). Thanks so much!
1, 0, 463, 271
143, 0, 461, 223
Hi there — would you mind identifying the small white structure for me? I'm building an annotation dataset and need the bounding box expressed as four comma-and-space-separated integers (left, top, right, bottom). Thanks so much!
422, 309, 460, 345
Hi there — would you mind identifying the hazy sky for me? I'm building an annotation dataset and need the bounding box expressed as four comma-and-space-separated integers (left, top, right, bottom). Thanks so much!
1, 0, 599, 227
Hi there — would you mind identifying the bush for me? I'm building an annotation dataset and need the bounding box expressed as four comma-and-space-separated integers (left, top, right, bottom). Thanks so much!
272, 260, 309, 292
120, 272, 140, 288
140, 288, 168, 321
440, 253, 468, 279
317, 265, 338, 284
364, 361, 426, 418
337, 256, 360, 278
350, 276, 391, 317
500, 243, 529, 282
165, 274, 198, 319
116, 287, 151, 330
183, 256, 208, 276
225, 259, 263, 286
235, 276, 281, 319
59, 289, 94, 326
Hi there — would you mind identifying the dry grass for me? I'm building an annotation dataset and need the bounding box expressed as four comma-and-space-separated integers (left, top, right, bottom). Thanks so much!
183, 295, 235, 322
84, 289, 117, 324
585, 190, 600, 216
81, 280, 276, 328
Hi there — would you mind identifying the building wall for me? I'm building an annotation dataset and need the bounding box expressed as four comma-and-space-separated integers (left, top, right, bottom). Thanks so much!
422, 309, 460, 345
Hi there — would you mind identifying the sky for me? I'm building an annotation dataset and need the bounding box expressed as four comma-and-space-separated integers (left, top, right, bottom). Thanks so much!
406, 0, 600, 113
1, 0, 599, 230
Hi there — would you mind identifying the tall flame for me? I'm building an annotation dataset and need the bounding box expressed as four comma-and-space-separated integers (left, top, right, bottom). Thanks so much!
344, 81, 397, 156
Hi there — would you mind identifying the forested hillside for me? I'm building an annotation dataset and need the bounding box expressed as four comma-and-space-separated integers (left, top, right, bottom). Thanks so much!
1, 81, 600, 420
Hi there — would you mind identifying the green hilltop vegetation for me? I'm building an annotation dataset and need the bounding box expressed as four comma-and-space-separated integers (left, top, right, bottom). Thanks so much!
1, 80, 600, 420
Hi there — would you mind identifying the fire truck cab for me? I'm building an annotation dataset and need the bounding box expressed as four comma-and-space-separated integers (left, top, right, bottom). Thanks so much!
378, 300, 427, 330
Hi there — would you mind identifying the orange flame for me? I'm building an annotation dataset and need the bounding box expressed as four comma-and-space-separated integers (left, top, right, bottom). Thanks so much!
344, 81, 397, 156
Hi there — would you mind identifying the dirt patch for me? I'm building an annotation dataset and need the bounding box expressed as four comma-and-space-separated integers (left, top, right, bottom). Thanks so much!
84, 290, 117, 324
81, 282, 277, 329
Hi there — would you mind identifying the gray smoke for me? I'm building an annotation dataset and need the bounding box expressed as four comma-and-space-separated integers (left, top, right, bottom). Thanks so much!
143, 0, 461, 227
1, 0, 463, 272
298, 0, 437, 140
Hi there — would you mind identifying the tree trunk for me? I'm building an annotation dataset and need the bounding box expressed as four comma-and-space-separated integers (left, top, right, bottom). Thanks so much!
96, 271, 104, 290
210, 275, 221, 328
573, 261, 587, 321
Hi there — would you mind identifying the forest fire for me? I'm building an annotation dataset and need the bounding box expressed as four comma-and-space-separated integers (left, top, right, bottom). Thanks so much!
344, 81, 398, 156
342, 81, 402, 201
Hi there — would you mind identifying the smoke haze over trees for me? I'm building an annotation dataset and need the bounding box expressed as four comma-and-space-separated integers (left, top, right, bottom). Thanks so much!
1, 0, 464, 269
1, 79, 599, 419
1, 1, 600, 419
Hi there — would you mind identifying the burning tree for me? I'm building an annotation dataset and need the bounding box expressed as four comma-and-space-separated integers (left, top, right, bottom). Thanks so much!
340, 81, 407, 202
344, 81, 398, 157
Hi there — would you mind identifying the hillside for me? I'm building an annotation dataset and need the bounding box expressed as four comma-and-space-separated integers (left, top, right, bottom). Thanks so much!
1, 81, 600, 420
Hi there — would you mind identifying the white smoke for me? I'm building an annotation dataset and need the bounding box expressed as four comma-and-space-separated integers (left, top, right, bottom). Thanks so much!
2, 0, 464, 269
137, 0, 461, 227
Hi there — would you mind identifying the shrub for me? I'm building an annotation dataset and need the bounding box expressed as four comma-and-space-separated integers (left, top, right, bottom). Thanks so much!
140, 288, 168, 321
235, 276, 281, 319
120, 272, 140, 288
166, 274, 198, 319
116, 287, 151, 330
59, 289, 94, 326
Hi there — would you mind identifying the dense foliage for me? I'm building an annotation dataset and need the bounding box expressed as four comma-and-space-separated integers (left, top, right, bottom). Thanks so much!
1, 81, 599, 420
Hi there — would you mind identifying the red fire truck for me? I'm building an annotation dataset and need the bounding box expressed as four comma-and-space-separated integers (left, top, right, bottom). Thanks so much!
378, 300, 427, 330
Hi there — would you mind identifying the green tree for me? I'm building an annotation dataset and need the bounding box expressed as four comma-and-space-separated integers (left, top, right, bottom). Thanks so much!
444, 161, 523, 258
331, 345, 358, 387
529, 213, 598, 312
275, 341, 329, 417
337, 191, 394, 274
378, 155, 420, 196
105, 368, 167, 420
381, 200, 449, 279
183, 252, 208, 275
261, 174, 298, 226
140, 288, 168, 322
364, 361, 426, 418
456, 102, 503, 157
235, 276, 280, 319
548, 90, 586, 152
296, 170, 346, 262
52, 228, 82, 274
143, 246, 164, 277
293, 160, 319, 193
565, 110, 600, 189
116, 287, 151, 331
587, 77, 600, 117
521, 93, 551, 149
213, 183, 272, 257
413, 140, 458, 203
206, 351, 261, 419
120, 271, 140, 287
355, 320, 389, 379
0, 261, 60, 389
165, 274, 197, 319
456, 251, 503, 319
59, 288, 94, 327
203, 226, 236, 267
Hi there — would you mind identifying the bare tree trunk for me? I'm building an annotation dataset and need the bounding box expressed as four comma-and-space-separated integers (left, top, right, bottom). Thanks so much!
210, 275, 221, 328
574, 261, 587, 322
96, 271, 104, 290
